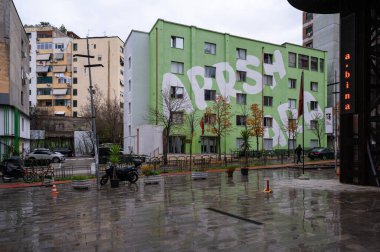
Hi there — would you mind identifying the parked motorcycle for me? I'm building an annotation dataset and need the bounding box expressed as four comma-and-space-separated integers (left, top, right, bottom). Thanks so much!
0, 156, 27, 183
100, 159, 141, 185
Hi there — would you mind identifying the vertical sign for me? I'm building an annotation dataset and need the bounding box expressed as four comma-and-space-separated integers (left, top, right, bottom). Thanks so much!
341, 13, 356, 114
325, 107, 333, 134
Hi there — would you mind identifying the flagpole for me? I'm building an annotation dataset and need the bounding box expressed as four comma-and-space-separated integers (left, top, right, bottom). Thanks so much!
302, 71, 305, 174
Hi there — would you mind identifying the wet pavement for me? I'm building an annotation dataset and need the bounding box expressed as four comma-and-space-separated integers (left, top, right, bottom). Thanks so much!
0, 168, 379, 251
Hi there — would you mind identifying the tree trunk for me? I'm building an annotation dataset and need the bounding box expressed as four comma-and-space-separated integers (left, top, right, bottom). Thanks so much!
218, 136, 221, 160
162, 128, 168, 165
256, 136, 259, 152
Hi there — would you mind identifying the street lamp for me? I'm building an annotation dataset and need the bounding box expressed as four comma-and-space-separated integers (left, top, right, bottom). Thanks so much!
73, 37, 104, 190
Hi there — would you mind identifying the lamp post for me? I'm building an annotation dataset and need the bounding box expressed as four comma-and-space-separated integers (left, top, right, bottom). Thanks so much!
73, 37, 104, 190
327, 81, 340, 174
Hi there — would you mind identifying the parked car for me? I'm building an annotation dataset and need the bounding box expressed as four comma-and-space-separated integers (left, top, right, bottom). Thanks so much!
26, 149, 65, 163
52, 148, 73, 157
308, 147, 334, 160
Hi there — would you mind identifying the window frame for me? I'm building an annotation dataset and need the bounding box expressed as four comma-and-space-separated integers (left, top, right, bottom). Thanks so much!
171, 61, 184, 74
311, 57, 318, 71
170, 86, 184, 99
171, 111, 184, 124
310, 101, 318, 111
236, 115, 246, 126
236, 48, 247, 60
298, 54, 309, 70
264, 117, 273, 128
204, 66, 216, 78
264, 53, 273, 64
288, 78, 296, 89
288, 98, 296, 109
171, 36, 184, 49
310, 81, 318, 92
236, 93, 247, 105
236, 71, 247, 82
288, 52, 296, 68
204, 89, 216, 101
264, 96, 273, 107
204, 42, 216, 55
264, 75, 273, 86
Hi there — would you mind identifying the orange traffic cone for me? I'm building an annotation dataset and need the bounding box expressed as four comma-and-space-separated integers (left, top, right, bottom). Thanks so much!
51, 183, 59, 196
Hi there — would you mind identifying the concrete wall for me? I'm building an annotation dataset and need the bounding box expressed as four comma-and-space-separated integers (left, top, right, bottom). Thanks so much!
123, 31, 150, 154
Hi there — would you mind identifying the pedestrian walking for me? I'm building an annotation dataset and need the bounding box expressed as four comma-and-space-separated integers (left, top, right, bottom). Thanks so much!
295, 144, 303, 164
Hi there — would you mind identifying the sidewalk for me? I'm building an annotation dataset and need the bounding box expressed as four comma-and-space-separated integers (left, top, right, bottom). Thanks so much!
0, 160, 336, 189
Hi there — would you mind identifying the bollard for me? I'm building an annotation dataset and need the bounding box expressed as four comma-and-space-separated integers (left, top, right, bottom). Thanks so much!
263, 178, 273, 193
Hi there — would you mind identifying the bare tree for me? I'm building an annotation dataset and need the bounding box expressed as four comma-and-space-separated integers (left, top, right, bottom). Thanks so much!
150, 87, 192, 164
80, 85, 123, 145
309, 112, 325, 147
205, 96, 233, 160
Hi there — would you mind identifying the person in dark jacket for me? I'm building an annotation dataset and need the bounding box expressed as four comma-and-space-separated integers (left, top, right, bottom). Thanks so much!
295, 144, 303, 164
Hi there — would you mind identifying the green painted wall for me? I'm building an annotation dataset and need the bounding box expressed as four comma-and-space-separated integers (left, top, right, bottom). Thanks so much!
149, 19, 327, 154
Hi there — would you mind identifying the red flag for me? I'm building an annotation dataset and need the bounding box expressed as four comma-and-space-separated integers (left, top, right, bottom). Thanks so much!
298, 71, 304, 119
200, 117, 205, 136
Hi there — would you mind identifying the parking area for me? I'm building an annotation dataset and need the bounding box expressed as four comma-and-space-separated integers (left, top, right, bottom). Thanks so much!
0, 168, 379, 251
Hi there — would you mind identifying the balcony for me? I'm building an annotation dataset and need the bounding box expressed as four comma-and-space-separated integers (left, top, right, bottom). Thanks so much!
37, 76, 52, 84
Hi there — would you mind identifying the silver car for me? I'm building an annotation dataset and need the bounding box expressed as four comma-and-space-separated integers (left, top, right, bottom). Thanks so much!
26, 149, 65, 163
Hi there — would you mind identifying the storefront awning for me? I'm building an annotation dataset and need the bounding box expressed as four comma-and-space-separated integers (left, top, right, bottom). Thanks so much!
52, 89, 68, 95
36, 66, 50, 73
54, 53, 64, 60
36, 54, 51, 61
53, 65, 67, 73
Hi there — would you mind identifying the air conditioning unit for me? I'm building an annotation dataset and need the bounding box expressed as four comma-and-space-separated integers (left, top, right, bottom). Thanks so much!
307, 32, 313, 37
60, 48, 64, 52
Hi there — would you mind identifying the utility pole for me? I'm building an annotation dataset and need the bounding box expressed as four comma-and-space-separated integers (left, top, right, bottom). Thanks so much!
73, 37, 104, 190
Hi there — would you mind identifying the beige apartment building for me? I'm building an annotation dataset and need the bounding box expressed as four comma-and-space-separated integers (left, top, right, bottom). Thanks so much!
25, 24, 78, 117
71, 37, 125, 117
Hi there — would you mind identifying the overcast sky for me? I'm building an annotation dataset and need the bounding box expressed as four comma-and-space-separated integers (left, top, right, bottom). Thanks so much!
13, 0, 302, 45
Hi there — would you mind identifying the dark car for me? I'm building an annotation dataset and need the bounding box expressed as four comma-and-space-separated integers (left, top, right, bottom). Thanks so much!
52, 148, 73, 157
308, 147, 334, 160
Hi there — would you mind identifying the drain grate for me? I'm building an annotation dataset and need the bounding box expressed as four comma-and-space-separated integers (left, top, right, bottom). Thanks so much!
206, 207, 263, 225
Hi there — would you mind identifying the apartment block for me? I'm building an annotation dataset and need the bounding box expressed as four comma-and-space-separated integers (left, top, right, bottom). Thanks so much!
71, 37, 125, 117
25, 24, 75, 117
0, 0, 30, 159
124, 19, 327, 156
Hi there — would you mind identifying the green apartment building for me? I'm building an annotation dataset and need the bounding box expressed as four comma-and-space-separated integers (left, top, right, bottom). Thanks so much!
124, 19, 327, 156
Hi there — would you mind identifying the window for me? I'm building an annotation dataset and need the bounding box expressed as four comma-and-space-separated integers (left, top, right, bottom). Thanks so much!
171, 36, 184, 49
29, 90, 31, 95
120, 46, 124, 53
73, 112, 77, 117
288, 99, 296, 109
170, 86, 184, 99
172, 112, 184, 124
73, 67, 77, 73
236, 115, 246, 126
73, 77, 77, 84
128, 126, 131, 136
73, 89, 77, 96
37, 42, 53, 50
311, 57, 318, 71
128, 57, 131, 68
93, 44, 96, 49
288, 139, 296, 149
306, 12, 313, 21
236, 71, 247, 82
73, 100, 77, 107
236, 138, 244, 149
204, 89, 216, 101
264, 117, 273, 127
204, 113, 216, 124
310, 139, 319, 148
120, 69, 124, 76
264, 53, 273, 64
236, 93, 246, 105
306, 26, 313, 37
288, 78, 296, 89
73, 43, 77, 51
288, 52, 296, 68
320, 58, 324, 72
264, 75, 273, 86
171, 61, 184, 74
264, 96, 273, 106
298, 54, 309, 70
37, 88, 52, 95
73, 58, 77, 62
128, 80, 131, 91
55, 43, 64, 50
264, 138, 273, 150
310, 101, 318, 111
205, 66, 216, 78
236, 48, 247, 60
310, 120, 317, 130
128, 102, 131, 114
310, 82, 318, 91
98, 55, 102, 61
204, 42, 216, 54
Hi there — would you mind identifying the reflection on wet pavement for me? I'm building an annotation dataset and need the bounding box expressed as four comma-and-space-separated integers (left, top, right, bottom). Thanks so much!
0, 168, 379, 251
